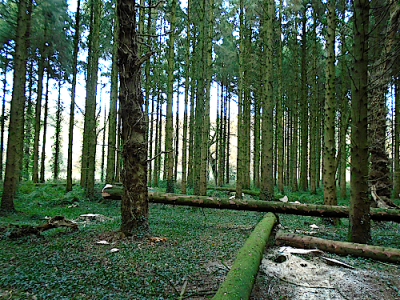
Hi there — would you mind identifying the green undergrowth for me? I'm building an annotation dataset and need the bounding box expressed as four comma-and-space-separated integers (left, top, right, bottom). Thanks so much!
1, 182, 400, 299
0, 182, 264, 299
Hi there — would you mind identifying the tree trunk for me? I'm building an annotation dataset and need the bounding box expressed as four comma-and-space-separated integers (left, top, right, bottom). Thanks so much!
166, 0, 176, 193
275, 232, 400, 264
0, 59, 9, 181
349, 0, 371, 243
260, 0, 274, 201
212, 213, 278, 300
32, 25, 47, 184
106, 7, 118, 184
300, 6, 308, 192
394, 78, 400, 199
40, 73, 49, 183
66, 0, 81, 192
102, 189, 400, 222
1, 0, 30, 211
100, 106, 106, 182
117, 0, 152, 236
53, 80, 63, 181
323, 0, 337, 208
291, 20, 299, 193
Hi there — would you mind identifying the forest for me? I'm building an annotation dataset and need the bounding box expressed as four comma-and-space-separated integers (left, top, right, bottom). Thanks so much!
0, 0, 400, 299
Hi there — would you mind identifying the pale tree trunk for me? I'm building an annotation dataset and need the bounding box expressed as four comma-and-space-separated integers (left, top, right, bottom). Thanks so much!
166, 0, 176, 193
1, 0, 30, 211
349, 0, 371, 243
117, 0, 152, 236
0, 59, 9, 181
66, 0, 81, 192
23, 59, 34, 180
260, 0, 274, 201
323, 0, 337, 209
106, 7, 118, 184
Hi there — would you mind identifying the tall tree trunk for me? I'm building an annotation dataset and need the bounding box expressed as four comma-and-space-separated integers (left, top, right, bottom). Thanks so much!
66, 0, 81, 192
323, 0, 337, 208
260, 0, 274, 201
182, 0, 191, 194
53, 80, 63, 181
166, 0, 176, 193
394, 78, 400, 199
276, 0, 284, 193
115, 105, 122, 182
300, 6, 308, 191
40, 73, 49, 183
291, 19, 299, 193
101, 106, 106, 182
117, 0, 151, 236
32, 25, 47, 184
0, 59, 9, 181
174, 88, 180, 182
106, 7, 118, 184
23, 59, 34, 180
81, 0, 102, 198
236, 0, 244, 199
1, 0, 30, 211
310, 3, 317, 195
349, 0, 370, 243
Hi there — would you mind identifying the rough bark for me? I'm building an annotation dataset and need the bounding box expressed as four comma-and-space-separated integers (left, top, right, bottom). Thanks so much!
275, 231, 400, 264
66, 0, 81, 192
102, 189, 400, 223
323, 0, 337, 207
106, 7, 118, 184
117, 0, 151, 236
394, 78, 400, 199
260, 0, 274, 201
165, 0, 176, 193
53, 80, 63, 180
212, 213, 278, 300
1, 0, 30, 211
349, 0, 371, 243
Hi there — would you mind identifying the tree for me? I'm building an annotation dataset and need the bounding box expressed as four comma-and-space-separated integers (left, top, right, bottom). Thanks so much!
348, 0, 370, 243
117, 0, 152, 236
323, 0, 337, 210
1, 0, 31, 211
66, 0, 81, 192
260, 0, 274, 201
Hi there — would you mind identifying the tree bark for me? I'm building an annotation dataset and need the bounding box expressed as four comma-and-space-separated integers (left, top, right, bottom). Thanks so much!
275, 231, 400, 264
40, 73, 49, 183
66, 0, 81, 192
106, 6, 118, 184
349, 0, 371, 243
323, 0, 337, 208
102, 189, 400, 223
1, 0, 30, 211
117, 0, 151, 236
260, 0, 274, 201
212, 213, 278, 300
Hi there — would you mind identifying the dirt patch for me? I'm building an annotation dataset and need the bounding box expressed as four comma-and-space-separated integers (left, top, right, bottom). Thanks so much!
251, 247, 400, 300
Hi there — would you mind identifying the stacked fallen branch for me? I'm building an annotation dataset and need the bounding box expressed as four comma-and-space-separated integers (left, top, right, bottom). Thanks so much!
0, 216, 78, 238
101, 189, 400, 222
275, 231, 400, 264
212, 213, 278, 300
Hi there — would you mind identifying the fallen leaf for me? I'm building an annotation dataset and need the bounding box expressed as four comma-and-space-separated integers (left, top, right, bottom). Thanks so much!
96, 240, 110, 245
110, 248, 119, 253
309, 224, 319, 229
148, 237, 167, 243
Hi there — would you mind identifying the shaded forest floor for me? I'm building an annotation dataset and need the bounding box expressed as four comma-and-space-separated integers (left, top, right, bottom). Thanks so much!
0, 182, 399, 299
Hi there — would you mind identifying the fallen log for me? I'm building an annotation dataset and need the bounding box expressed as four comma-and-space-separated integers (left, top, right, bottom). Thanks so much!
0, 216, 78, 239
275, 231, 400, 264
212, 213, 278, 300
101, 190, 400, 223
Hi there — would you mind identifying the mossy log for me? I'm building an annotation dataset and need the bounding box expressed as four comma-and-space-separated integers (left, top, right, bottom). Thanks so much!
101, 189, 400, 223
275, 231, 400, 264
212, 213, 278, 300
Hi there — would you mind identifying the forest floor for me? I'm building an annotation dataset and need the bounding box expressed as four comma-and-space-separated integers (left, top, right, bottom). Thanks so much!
0, 182, 399, 299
